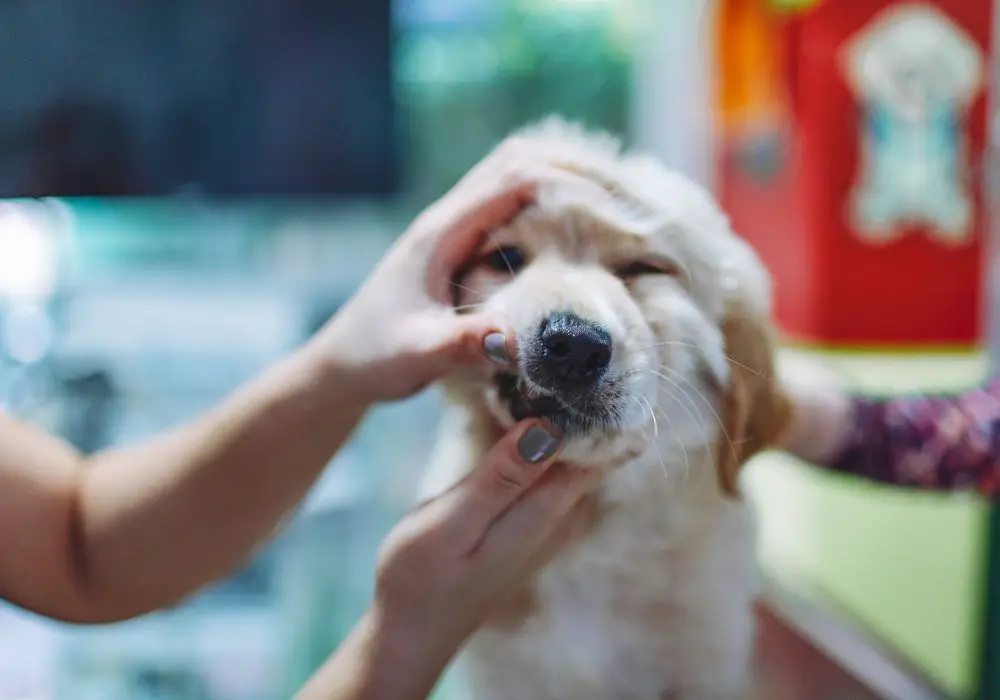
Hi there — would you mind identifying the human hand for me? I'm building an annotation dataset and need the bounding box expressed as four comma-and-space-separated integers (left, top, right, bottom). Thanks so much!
375, 420, 599, 661
777, 353, 852, 464
313, 139, 611, 403
296, 420, 601, 700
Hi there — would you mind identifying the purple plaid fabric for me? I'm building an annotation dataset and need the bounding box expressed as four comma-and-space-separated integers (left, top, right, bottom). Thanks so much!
825, 374, 1000, 497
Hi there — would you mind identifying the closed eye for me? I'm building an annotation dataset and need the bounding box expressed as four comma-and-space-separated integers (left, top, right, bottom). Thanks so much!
482, 245, 528, 274
615, 259, 678, 279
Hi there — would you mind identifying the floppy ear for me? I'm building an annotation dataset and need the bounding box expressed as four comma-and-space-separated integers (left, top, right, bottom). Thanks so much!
714, 298, 793, 499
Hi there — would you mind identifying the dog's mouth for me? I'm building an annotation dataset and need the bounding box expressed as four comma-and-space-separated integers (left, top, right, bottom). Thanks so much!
497, 372, 563, 422
494, 371, 621, 437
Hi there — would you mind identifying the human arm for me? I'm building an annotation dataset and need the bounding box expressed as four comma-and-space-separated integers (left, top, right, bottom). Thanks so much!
0, 140, 612, 624
781, 357, 1000, 497
297, 420, 601, 700
0, 346, 371, 624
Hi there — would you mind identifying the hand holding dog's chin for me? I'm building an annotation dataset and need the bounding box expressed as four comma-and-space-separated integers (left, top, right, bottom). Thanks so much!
299, 423, 601, 700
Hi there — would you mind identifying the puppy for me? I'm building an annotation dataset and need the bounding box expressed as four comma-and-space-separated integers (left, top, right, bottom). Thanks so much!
418, 118, 791, 700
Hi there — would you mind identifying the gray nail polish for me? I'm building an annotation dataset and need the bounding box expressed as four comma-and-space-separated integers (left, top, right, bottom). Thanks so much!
483, 333, 510, 366
517, 425, 561, 463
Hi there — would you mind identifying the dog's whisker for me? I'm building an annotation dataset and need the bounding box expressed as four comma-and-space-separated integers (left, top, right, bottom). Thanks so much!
651, 433, 670, 483
650, 366, 742, 469
630, 394, 643, 416
644, 368, 710, 452
647, 368, 719, 461
631, 400, 664, 479
486, 231, 515, 275
639, 340, 766, 378
656, 404, 691, 484
640, 394, 658, 439
633, 396, 671, 483
650, 400, 688, 485
624, 394, 673, 482
453, 302, 485, 313
449, 279, 481, 296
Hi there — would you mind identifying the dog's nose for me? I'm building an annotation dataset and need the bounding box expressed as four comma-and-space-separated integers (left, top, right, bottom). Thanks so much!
537, 311, 612, 390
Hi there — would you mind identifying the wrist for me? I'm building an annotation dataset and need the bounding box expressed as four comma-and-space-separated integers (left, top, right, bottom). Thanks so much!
300, 604, 458, 700
303, 302, 400, 408
783, 384, 854, 464
367, 600, 463, 692
297, 329, 381, 412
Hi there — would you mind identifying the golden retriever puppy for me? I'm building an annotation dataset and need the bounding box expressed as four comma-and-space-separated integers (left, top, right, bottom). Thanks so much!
418, 118, 791, 700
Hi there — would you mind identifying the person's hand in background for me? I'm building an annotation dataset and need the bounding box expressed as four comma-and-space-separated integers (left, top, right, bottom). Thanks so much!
778, 354, 853, 464
315, 138, 611, 402
299, 420, 602, 700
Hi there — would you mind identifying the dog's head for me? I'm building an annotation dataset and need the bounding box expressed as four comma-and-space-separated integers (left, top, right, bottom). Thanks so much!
447, 120, 791, 495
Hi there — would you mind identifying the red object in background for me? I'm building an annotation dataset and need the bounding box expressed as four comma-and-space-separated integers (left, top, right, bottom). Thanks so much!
716, 0, 993, 347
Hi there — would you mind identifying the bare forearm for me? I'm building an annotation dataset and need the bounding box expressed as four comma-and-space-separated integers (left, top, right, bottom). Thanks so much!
74, 344, 370, 620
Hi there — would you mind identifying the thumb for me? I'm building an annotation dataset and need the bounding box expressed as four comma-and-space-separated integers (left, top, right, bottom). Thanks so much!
429, 310, 517, 371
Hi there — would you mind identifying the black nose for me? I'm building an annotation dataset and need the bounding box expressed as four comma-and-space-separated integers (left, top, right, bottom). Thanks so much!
536, 311, 612, 390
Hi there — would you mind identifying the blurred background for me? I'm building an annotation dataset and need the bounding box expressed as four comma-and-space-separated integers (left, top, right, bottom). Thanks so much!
0, 0, 996, 698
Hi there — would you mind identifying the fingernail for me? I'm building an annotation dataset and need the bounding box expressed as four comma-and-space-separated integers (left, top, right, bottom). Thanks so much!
517, 425, 561, 463
483, 332, 510, 366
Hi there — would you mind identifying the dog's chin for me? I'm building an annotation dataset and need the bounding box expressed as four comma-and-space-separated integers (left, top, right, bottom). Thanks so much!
484, 372, 648, 467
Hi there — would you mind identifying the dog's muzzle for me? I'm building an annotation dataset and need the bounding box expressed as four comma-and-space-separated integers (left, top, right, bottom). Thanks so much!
527, 311, 612, 393
495, 311, 620, 435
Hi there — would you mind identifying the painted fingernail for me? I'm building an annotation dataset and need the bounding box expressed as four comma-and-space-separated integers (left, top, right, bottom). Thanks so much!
484, 332, 510, 366
517, 425, 561, 463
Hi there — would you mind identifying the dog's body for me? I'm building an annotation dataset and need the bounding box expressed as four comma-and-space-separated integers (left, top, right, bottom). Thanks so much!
423, 411, 756, 700
418, 120, 790, 700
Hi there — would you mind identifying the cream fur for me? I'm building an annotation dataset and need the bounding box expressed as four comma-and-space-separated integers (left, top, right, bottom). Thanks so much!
418, 118, 783, 700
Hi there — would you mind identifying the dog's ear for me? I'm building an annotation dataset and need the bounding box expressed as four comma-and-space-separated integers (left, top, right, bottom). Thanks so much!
714, 298, 793, 499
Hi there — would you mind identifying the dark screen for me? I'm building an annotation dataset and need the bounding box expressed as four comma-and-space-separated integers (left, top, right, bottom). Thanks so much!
0, 0, 398, 198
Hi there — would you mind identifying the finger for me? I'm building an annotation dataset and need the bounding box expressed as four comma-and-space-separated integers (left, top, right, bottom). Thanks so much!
435, 420, 563, 546
475, 465, 603, 560
428, 313, 518, 371
390, 314, 516, 398
424, 167, 611, 303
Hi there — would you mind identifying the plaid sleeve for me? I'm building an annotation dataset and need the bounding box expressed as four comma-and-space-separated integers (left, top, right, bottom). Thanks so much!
824, 374, 1000, 497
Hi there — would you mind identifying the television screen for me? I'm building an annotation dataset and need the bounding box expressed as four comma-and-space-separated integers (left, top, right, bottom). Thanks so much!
0, 0, 397, 198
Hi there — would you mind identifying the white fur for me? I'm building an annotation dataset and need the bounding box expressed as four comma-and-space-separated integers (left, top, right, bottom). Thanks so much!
419, 119, 772, 700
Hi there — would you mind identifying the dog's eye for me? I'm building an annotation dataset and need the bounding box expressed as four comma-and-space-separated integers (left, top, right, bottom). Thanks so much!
483, 246, 527, 274
615, 260, 676, 279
